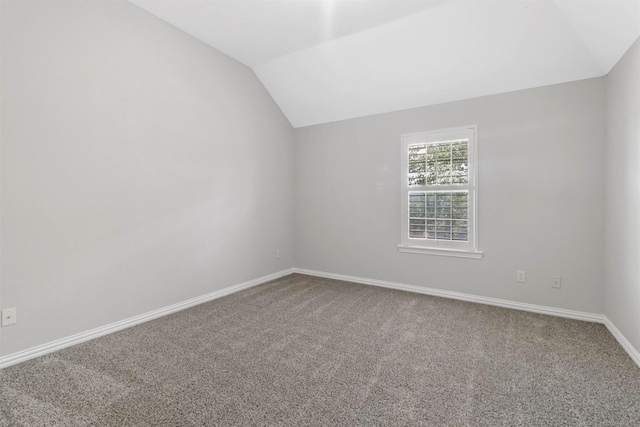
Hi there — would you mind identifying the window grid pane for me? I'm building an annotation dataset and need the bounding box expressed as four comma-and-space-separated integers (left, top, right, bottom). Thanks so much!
408, 140, 468, 186
408, 144, 427, 186
408, 192, 426, 238
409, 191, 468, 242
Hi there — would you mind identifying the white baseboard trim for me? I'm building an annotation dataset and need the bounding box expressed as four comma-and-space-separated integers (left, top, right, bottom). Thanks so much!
4, 267, 638, 372
0, 268, 295, 369
603, 317, 640, 369
294, 268, 605, 323
295, 268, 640, 369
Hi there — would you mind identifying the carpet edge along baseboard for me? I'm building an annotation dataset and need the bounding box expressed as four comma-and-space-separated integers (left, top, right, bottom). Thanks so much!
0, 268, 295, 369
2, 268, 639, 370
294, 268, 639, 369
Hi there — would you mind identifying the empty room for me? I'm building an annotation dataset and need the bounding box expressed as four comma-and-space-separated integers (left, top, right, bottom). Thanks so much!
1, 0, 639, 425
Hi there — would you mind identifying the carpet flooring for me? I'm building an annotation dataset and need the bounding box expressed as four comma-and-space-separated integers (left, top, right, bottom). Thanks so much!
1, 273, 639, 426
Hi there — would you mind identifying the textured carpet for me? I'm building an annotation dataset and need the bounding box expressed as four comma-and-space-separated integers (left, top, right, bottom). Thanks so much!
1, 274, 639, 426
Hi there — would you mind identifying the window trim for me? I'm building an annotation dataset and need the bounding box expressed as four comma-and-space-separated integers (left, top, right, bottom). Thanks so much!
398, 125, 482, 259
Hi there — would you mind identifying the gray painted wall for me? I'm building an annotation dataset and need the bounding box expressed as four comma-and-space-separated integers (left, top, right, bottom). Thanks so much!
294, 78, 606, 314
3, 0, 635, 362
604, 38, 640, 355
0, 1, 294, 356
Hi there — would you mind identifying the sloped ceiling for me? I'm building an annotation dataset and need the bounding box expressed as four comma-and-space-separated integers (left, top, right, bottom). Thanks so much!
130, 0, 640, 128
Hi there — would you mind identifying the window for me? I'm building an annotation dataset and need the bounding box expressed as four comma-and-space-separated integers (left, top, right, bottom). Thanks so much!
399, 126, 482, 258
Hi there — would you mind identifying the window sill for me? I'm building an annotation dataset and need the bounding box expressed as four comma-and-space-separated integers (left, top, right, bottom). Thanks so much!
397, 245, 484, 259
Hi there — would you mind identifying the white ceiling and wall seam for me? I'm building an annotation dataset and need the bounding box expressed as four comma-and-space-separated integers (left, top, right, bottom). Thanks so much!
130, 0, 640, 128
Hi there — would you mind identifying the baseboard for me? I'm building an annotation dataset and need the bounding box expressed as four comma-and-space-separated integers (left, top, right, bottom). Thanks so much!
294, 268, 640, 369
294, 268, 604, 323
0, 268, 295, 369
4, 267, 638, 372
603, 317, 640, 369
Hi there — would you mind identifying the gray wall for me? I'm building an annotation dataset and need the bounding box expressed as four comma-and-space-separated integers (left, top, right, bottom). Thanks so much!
604, 38, 640, 354
0, 1, 294, 356
2, 0, 633, 360
294, 78, 606, 314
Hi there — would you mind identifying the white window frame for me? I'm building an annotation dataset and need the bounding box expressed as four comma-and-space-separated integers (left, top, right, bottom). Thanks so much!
398, 125, 482, 259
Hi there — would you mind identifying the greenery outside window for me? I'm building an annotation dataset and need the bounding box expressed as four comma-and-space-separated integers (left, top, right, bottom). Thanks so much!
399, 126, 482, 258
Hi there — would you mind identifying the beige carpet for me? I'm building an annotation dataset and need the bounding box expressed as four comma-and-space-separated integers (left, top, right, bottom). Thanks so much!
1, 273, 639, 426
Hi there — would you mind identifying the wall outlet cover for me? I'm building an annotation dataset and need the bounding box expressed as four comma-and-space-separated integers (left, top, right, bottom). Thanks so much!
1, 308, 17, 326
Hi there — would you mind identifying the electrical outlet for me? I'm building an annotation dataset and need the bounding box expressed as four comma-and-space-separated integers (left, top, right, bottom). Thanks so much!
1, 308, 17, 326
552, 276, 562, 289
275, 249, 280, 259
517, 271, 526, 283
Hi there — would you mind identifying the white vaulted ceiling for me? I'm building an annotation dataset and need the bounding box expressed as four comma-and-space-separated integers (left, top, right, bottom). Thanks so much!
130, 0, 640, 128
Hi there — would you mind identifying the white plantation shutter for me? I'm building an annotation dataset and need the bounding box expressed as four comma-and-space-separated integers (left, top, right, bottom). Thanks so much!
409, 191, 468, 241
399, 126, 480, 257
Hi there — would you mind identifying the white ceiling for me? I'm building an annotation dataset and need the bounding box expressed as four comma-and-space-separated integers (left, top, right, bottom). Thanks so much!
130, 0, 640, 128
